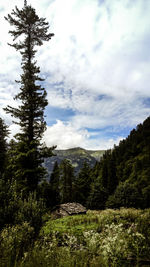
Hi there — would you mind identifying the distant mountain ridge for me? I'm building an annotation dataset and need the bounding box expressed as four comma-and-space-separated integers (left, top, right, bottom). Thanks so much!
44, 147, 105, 176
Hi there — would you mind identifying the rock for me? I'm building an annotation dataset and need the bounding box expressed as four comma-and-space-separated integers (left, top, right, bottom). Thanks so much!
51, 202, 87, 218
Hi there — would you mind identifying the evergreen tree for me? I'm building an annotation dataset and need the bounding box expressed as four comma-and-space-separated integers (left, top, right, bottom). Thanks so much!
37, 180, 52, 209
0, 119, 10, 228
0, 118, 8, 178
106, 182, 142, 209
49, 161, 60, 206
100, 153, 108, 189
107, 151, 118, 194
87, 181, 108, 210
4, 2, 54, 191
74, 161, 91, 205
60, 159, 74, 203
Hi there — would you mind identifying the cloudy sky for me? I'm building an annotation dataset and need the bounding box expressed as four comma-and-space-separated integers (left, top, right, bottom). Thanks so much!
0, 0, 150, 150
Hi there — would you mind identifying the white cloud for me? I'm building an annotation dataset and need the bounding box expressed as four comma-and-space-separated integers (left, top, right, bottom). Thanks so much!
43, 119, 124, 150
43, 120, 89, 149
41, 0, 150, 115
83, 136, 125, 151
8, 123, 20, 140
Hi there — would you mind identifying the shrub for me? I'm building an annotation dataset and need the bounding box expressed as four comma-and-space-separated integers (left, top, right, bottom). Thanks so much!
142, 185, 150, 208
0, 208, 149, 267
0, 222, 34, 267
99, 222, 146, 266
15, 192, 46, 234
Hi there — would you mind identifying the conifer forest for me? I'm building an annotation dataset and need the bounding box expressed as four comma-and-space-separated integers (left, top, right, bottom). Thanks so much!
0, 2, 150, 266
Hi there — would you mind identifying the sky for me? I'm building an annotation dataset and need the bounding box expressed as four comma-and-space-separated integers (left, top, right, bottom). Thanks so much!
0, 0, 150, 150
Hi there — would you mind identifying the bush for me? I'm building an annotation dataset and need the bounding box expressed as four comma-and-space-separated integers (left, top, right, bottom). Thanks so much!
15, 192, 46, 234
99, 222, 146, 266
142, 185, 150, 208
0, 208, 149, 267
0, 222, 34, 267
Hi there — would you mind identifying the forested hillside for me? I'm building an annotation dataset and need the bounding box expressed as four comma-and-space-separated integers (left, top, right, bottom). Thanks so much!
88, 116, 150, 209
44, 147, 104, 175
38, 116, 150, 210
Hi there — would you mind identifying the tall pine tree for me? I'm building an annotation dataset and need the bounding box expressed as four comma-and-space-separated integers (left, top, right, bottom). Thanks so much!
4, 1, 54, 191
0, 118, 8, 179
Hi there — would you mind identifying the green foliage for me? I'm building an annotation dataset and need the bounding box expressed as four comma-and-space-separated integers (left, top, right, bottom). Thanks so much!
106, 182, 142, 209
0, 222, 34, 267
49, 161, 60, 206
0, 118, 8, 178
42, 214, 99, 236
59, 159, 75, 203
89, 116, 150, 209
14, 192, 45, 233
100, 150, 118, 194
0, 178, 45, 232
37, 180, 53, 208
142, 185, 150, 208
41, 208, 150, 266
87, 182, 108, 209
99, 222, 146, 266
1, 208, 149, 267
74, 161, 91, 206
4, 139, 18, 183
0, 178, 11, 228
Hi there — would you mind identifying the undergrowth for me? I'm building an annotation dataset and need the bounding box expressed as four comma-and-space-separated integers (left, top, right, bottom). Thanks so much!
0, 208, 150, 266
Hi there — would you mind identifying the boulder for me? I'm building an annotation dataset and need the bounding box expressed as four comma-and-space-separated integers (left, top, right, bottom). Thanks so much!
51, 202, 87, 218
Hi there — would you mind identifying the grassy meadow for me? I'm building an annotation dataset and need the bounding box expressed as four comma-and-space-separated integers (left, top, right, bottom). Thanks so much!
0, 208, 150, 267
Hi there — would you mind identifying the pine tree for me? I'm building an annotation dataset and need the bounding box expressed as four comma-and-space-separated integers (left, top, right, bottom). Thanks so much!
0, 118, 8, 178
87, 181, 108, 209
60, 159, 74, 203
74, 161, 91, 205
0, 118, 9, 228
50, 161, 60, 206
4, 2, 54, 191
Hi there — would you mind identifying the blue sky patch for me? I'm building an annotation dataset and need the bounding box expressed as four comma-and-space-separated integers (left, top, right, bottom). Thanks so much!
86, 125, 132, 140
142, 97, 150, 108
45, 106, 75, 125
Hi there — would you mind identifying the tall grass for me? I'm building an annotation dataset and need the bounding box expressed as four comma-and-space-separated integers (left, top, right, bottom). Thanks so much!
0, 208, 150, 266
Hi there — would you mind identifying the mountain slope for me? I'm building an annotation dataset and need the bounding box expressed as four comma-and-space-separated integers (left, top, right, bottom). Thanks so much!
44, 147, 105, 176
88, 116, 150, 209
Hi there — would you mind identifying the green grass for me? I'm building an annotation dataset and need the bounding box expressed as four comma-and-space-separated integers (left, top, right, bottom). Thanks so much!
0, 208, 150, 267
42, 208, 150, 235
41, 213, 99, 236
